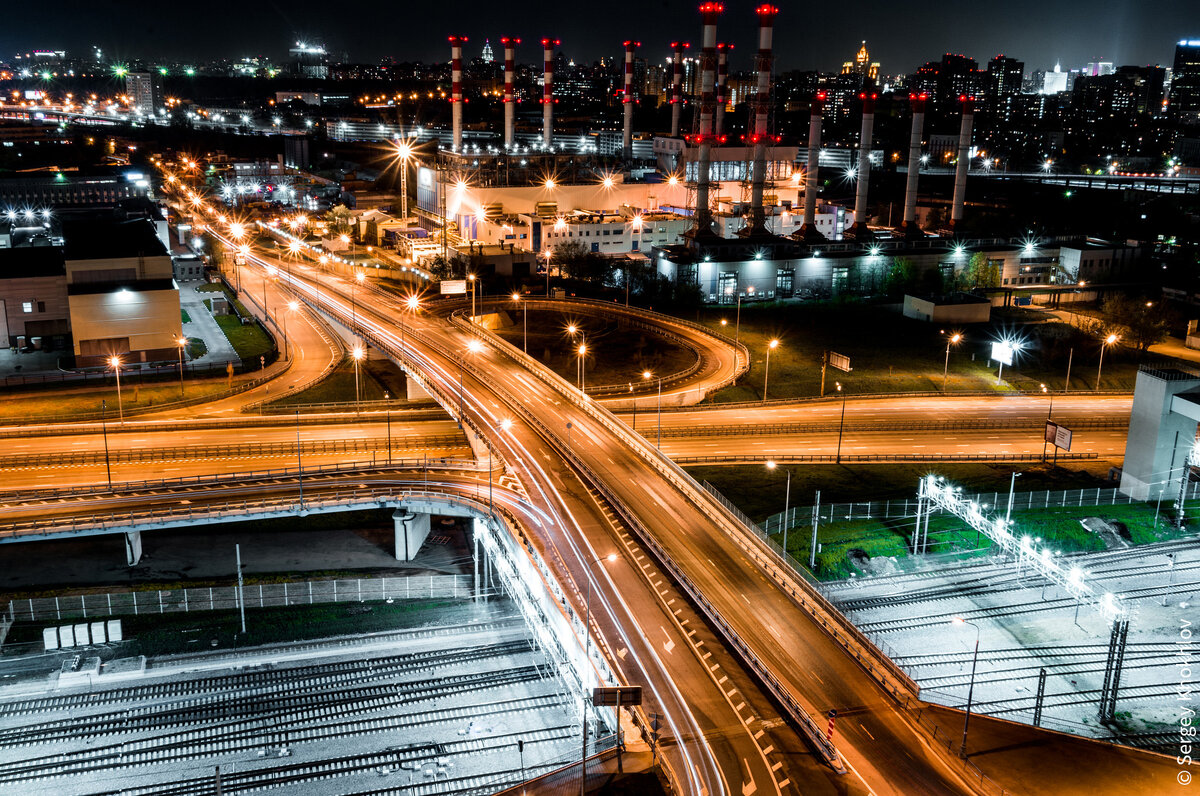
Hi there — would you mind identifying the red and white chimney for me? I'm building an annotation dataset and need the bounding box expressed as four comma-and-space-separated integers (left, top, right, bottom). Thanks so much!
502, 37, 520, 149
745, 4, 777, 234
542, 38, 559, 149
902, 93, 927, 234
692, 3, 723, 238
799, 92, 826, 239
715, 43, 731, 137
669, 41, 689, 137
623, 40, 639, 160
848, 92, 877, 239
951, 96, 975, 227
449, 36, 467, 151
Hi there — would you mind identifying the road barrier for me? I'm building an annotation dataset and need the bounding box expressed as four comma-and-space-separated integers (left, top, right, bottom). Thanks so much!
675, 452, 1101, 465
662, 417, 1126, 438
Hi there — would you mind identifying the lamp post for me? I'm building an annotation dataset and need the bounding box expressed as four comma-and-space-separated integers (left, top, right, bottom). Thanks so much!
395, 141, 412, 220
1096, 333, 1118, 391
581, 552, 619, 796
176, 336, 188, 397
1005, 471, 1022, 524
108, 355, 124, 423
351, 345, 364, 410
1041, 384, 1054, 462
468, 273, 477, 318
943, 332, 962, 392
384, 391, 392, 463
953, 617, 981, 758
351, 270, 365, 338
763, 339, 779, 402
285, 301, 299, 362
512, 292, 526, 353
578, 342, 588, 394
834, 382, 849, 463
733, 286, 754, 346
100, 399, 112, 489
766, 461, 792, 557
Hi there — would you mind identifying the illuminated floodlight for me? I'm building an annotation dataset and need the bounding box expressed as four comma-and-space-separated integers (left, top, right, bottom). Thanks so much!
990, 339, 1020, 366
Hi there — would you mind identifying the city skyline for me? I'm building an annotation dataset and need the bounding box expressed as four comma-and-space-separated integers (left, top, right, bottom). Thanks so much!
2, 0, 1195, 75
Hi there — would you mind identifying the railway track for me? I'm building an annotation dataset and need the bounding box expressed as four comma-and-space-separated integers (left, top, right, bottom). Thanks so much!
0, 640, 537, 746
0, 672, 559, 784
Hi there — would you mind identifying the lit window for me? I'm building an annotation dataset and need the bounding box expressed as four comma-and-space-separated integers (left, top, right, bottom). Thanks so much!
22, 302, 32, 313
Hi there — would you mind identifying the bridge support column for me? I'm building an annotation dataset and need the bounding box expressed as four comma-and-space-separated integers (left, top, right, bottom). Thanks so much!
405, 375, 432, 402
393, 509, 431, 561
124, 531, 143, 567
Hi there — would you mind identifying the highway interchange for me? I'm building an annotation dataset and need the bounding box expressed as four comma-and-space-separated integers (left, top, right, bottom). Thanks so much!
0, 181, 1180, 795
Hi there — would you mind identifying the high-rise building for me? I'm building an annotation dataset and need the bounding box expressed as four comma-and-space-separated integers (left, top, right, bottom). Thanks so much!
1043, 62, 1069, 94
125, 71, 163, 113
1085, 61, 1115, 77
1169, 39, 1200, 125
841, 41, 880, 86
481, 40, 494, 64
289, 42, 328, 79
986, 55, 1024, 100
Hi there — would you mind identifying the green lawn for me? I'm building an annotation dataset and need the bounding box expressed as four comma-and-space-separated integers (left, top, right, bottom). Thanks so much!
0, 377, 235, 421
181, 309, 191, 324
490, 309, 696, 388
213, 313, 273, 361
694, 301, 1153, 402
269, 358, 399, 406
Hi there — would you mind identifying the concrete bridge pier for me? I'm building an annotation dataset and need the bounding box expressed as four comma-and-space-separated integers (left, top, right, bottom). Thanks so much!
124, 532, 143, 566
393, 509, 431, 561
405, 374, 432, 402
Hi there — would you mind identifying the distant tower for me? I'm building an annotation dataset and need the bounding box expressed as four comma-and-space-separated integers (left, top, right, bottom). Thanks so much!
481, 39, 494, 64
842, 41, 880, 85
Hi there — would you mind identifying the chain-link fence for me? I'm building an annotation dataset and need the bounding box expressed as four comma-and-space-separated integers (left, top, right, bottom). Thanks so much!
3, 574, 473, 624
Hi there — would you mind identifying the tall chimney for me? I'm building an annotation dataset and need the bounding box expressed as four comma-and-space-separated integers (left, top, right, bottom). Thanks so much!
744, 4, 777, 235
690, 3, 723, 239
449, 36, 467, 151
847, 92, 877, 239
542, 38, 559, 150
715, 43, 731, 137
669, 41, 689, 137
951, 96, 975, 228
901, 93, 927, 236
798, 92, 826, 240
502, 37, 519, 149
622, 40, 639, 160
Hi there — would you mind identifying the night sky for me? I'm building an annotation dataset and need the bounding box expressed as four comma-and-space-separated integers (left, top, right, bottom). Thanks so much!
5, 0, 1195, 75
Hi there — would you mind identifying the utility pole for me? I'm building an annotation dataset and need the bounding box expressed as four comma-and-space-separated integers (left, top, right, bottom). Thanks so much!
810, 490, 820, 568
235, 544, 246, 635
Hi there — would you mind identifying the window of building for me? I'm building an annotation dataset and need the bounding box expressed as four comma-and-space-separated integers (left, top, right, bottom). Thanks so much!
37, 301, 45, 313
22, 302, 32, 313
777, 269, 794, 298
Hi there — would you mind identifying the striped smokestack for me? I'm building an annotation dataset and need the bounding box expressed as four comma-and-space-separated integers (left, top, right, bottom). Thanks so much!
691, 3, 723, 238
902, 93, 927, 234
623, 40, 639, 160
502, 37, 519, 149
449, 36, 467, 151
848, 92, 877, 239
669, 41, 688, 137
715, 43, 731, 137
746, 4, 777, 234
799, 92, 826, 239
951, 96, 975, 227
542, 38, 559, 149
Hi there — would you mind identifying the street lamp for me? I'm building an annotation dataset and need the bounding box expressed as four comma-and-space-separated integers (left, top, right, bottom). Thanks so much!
943, 332, 962, 392
351, 345, 364, 409
644, 370, 663, 448
402, 294, 420, 349
733, 285, 754, 346
175, 336, 188, 397
763, 339, 779, 402
578, 343, 588, 394
766, 461, 792, 557
1005, 471, 1022, 524
108, 355, 124, 423
395, 140, 413, 220
581, 551, 619, 795
284, 300, 299, 361
100, 399, 112, 489
1041, 384, 1054, 462
468, 273, 477, 318
351, 270, 365, 338
511, 292, 526, 353
1096, 333, 1119, 391
952, 617, 982, 758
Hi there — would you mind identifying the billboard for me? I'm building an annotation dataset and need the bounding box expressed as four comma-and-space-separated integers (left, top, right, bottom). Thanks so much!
828, 351, 852, 373
1045, 422, 1073, 451
440, 279, 467, 295
990, 341, 1016, 366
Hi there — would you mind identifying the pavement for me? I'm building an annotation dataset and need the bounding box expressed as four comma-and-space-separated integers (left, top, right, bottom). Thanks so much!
1038, 304, 1200, 366
179, 281, 238, 366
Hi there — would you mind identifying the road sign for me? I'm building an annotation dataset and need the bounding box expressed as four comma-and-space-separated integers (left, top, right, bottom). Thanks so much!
592, 686, 642, 707
828, 351, 852, 373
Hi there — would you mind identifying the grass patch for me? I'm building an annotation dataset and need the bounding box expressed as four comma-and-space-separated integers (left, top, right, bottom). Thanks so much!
4, 598, 480, 658
186, 336, 207, 359
0, 377, 236, 421
490, 309, 696, 388
181, 309, 191, 324
269, 357, 399, 406
212, 313, 273, 360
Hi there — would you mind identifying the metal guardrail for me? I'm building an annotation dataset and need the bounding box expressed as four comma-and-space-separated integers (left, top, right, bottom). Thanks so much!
0, 435, 467, 469
662, 417, 1127, 438
254, 399, 443, 415
674, 452, 1101, 465
661, 389, 1135, 413
0, 458, 478, 503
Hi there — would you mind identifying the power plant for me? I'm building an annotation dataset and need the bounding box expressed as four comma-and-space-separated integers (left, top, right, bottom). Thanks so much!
402, 5, 1026, 304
